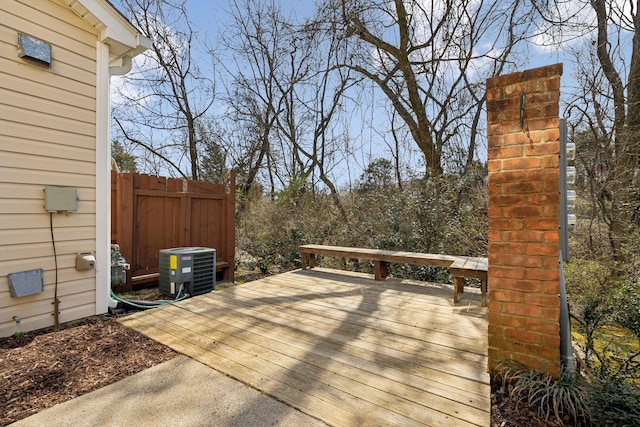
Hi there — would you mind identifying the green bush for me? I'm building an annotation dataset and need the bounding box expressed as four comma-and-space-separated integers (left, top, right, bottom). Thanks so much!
588, 379, 640, 427
236, 168, 487, 280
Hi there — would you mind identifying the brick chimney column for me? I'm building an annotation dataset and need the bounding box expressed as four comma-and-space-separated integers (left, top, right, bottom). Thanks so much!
486, 64, 563, 376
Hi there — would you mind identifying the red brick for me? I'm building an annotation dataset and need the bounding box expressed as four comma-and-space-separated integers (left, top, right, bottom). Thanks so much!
524, 268, 559, 281
527, 193, 557, 205
488, 324, 503, 337
487, 110, 501, 124
544, 180, 560, 193
488, 313, 503, 328
543, 334, 561, 348
488, 230, 502, 242
488, 183, 503, 196
486, 84, 503, 99
492, 290, 525, 303
545, 78, 561, 91
543, 281, 560, 294
542, 256, 560, 269
544, 155, 560, 168
489, 242, 525, 254
489, 266, 526, 279
487, 301, 503, 314
493, 122, 527, 135
527, 92, 560, 105
524, 344, 561, 363
525, 142, 559, 156
488, 134, 503, 147
543, 231, 560, 243
487, 71, 524, 89
526, 319, 560, 335
543, 205, 560, 217
487, 96, 521, 111
489, 146, 523, 158
524, 293, 560, 307
524, 80, 544, 93
503, 280, 542, 292
544, 128, 560, 142
503, 206, 543, 218
488, 348, 503, 365
490, 314, 526, 328
543, 307, 560, 320
488, 159, 502, 171
488, 252, 501, 264
487, 207, 502, 219
503, 157, 542, 170
525, 243, 558, 256
543, 103, 560, 117
504, 181, 544, 194
525, 169, 545, 181
545, 168, 560, 181
502, 109, 522, 122
502, 254, 543, 268
522, 64, 563, 80
524, 218, 557, 230
488, 219, 524, 230
505, 230, 544, 242
502, 302, 543, 317
490, 170, 524, 183
505, 328, 542, 344
491, 194, 526, 206
489, 337, 517, 353
502, 132, 529, 146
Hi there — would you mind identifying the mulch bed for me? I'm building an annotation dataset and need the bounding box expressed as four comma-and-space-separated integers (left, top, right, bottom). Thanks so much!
0, 316, 177, 426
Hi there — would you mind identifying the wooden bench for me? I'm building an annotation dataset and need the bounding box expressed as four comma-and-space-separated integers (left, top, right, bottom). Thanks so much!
299, 244, 488, 306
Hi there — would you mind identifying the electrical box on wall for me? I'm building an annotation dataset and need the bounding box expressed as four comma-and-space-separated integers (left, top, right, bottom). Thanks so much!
44, 186, 77, 213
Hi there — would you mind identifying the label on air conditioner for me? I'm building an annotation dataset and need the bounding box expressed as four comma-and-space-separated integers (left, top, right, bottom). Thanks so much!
170, 282, 175, 294
182, 267, 191, 274
170, 255, 177, 269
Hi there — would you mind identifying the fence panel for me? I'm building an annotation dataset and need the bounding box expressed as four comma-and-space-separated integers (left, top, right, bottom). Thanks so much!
111, 170, 235, 291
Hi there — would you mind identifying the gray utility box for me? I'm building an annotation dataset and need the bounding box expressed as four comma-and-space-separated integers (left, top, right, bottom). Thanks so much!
158, 247, 216, 297
8, 269, 44, 297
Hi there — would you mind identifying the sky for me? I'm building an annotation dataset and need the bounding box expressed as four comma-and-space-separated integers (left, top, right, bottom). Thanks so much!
109, 0, 629, 187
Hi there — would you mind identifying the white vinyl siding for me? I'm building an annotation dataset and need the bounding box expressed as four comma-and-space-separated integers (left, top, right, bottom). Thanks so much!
0, 0, 99, 337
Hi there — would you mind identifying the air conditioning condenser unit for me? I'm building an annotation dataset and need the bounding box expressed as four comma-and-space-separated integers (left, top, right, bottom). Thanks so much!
159, 247, 216, 297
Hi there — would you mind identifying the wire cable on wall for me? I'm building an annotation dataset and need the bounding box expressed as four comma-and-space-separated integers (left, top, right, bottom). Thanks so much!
49, 212, 60, 329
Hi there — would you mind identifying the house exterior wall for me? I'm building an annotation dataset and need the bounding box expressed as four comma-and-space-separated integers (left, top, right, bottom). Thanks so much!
0, 0, 100, 337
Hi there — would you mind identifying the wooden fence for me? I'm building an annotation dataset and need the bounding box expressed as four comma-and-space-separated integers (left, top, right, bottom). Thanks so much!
111, 170, 235, 291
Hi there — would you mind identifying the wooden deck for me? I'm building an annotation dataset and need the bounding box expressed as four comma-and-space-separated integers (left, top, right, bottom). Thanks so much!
119, 268, 490, 426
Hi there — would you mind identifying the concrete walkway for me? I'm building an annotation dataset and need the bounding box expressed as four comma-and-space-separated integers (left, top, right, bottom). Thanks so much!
11, 356, 327, 427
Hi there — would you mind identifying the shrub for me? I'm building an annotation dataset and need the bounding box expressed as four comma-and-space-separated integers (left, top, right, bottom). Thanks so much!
497, 366, 590, 425
588, 379, 640, 427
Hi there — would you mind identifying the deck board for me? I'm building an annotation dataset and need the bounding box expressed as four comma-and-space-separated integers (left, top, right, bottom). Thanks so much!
119, 268, 490, 426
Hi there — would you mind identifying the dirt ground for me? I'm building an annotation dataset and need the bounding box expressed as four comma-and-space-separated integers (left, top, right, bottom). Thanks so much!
1, 313, 564, 427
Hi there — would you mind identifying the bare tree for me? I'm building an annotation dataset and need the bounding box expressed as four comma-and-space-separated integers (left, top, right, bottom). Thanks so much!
220, 0, 357, 217
317, 0, 534, 178
113, 0, 217, 180
537, 0, 640, 256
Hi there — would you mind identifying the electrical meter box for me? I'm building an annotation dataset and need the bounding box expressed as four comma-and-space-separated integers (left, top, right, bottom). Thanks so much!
44, 186, 77, 212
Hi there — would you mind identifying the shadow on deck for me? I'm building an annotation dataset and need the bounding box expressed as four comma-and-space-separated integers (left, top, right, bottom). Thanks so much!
119, 268, 490, 426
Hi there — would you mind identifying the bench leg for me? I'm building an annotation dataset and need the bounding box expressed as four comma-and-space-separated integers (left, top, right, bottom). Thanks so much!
481, 279, 487, 307
301, 253, 308, 270
453, 276, 464, 303
374, 261, 388, 281
309, 254, 316, 268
